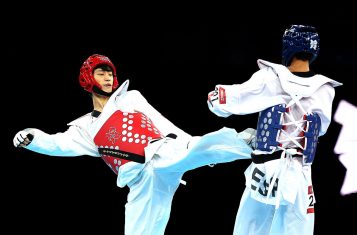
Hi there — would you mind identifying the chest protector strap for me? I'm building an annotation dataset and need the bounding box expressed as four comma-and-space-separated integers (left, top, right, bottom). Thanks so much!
254, 104, 321, 165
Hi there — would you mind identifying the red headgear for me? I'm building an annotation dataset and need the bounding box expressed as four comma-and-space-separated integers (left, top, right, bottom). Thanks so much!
79, 54, 119, 92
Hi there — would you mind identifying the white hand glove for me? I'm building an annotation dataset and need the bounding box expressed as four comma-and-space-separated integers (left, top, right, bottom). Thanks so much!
13, 130, 34, 148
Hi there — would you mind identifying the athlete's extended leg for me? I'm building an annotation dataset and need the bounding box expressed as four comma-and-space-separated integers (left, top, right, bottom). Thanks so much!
152, 127, 253, 172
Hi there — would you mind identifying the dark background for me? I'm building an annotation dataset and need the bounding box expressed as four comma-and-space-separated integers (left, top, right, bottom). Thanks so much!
4, 7, 356, 235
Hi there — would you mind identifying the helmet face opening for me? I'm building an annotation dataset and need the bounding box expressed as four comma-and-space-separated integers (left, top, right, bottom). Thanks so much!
79, 54, 119, 92
282, 25, 320, 66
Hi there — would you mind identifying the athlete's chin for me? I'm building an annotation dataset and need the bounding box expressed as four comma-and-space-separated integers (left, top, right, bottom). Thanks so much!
103, 88, 113, 93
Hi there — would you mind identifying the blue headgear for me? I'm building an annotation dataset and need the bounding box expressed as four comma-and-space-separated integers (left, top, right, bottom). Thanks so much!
282, 25, 320, 66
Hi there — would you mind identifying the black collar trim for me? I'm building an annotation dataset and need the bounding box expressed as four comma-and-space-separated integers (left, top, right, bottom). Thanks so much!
91, 110, 101, 118
292, 71, 315, 77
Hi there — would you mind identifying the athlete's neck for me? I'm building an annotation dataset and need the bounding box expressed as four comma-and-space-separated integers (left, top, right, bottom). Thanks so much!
288, 59, 310, 73
92, 93, 109, 112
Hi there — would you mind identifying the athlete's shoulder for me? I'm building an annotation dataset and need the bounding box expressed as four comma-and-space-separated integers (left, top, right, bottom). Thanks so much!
126, 89, 143, 97
67, 113, 92, 126
314, 74, 343, 88
257, 59, 284, 70
249, 59, 279, 80
127, 90, 144, 98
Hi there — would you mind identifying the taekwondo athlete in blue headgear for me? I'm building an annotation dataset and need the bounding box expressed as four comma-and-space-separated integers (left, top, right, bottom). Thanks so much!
207, 24, 342, 235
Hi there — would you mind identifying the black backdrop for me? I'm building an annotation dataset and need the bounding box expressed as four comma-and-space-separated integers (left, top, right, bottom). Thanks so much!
4, 8, 356, 235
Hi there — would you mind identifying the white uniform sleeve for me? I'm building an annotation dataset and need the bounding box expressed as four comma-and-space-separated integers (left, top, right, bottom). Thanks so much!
130, 90, 192, 139
208, 66, 337, 138
208, 68, 285, 117
25, 125, 99, 157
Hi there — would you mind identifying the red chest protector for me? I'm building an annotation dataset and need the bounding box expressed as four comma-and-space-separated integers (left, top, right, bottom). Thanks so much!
94, 110, 163, 174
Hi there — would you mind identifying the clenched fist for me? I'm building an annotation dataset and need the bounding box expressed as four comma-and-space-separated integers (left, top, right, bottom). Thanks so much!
13, 130, 34, 148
